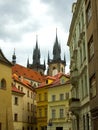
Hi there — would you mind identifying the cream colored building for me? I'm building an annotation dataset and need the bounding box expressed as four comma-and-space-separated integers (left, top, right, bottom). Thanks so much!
12, 85, 25, 130
47, 73, 72, 130
0, 49, 14, 130
67, 0, 91, 130
12, 73, 37, 130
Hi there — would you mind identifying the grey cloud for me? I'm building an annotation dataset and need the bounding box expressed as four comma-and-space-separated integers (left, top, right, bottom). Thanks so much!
0, 0, 42, 42
41, 0, 76, 32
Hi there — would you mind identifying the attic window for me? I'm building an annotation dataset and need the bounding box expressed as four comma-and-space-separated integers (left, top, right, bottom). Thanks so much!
46, 80, 48, 84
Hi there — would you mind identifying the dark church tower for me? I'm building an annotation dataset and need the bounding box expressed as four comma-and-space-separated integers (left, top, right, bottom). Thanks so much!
27, 36, 46, 75
47, 29, 66, 76
12, 48, 16, 65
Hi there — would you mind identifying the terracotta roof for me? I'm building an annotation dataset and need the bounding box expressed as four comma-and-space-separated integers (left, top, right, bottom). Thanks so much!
12, 73, 34, 90
12, 86, 25, 95
37, 73, 70, 88
12, 64, 44, 82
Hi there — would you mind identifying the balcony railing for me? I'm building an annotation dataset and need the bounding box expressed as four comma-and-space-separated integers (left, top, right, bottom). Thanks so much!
70, 69, 78, 85
69, 98, 80, 111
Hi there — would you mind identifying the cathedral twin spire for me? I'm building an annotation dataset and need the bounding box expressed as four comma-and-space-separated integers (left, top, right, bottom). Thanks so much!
48, 29, 66, 65
33, 35, 40, 65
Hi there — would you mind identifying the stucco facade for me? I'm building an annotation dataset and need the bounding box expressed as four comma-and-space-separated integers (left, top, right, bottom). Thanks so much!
12, 74, 37, 130
47, 74, 72, 130
67, 0, 91, 130
0, 49, 14, 130
85, 0, 98, 129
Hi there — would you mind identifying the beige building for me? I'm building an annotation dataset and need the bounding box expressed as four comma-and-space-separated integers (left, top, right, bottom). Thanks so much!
85, 0, 98, 129
12, 84, 25, 130
0, 49, 14, 130
12, 73, 37, 130
12, 64, 44, 130
47, 73, 72, 130
67, 0, 91, 130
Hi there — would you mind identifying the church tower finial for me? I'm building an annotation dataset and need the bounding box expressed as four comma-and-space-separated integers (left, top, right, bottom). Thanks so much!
53, 28, 61, 61
33, 35, 40, 65
12, 48, 16, 65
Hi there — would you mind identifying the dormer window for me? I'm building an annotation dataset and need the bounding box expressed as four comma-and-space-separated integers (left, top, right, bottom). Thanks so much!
46, 79, 48, 84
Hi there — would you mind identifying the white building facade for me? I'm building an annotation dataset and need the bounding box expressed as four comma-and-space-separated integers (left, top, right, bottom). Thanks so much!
67, 0, 92, 130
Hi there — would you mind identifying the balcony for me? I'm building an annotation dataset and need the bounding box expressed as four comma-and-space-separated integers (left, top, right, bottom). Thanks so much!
69, 98, 80, 112
70, 69, 78, 85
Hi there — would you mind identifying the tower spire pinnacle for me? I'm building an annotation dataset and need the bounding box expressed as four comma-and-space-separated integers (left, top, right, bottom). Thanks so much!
12, 48, 16, 65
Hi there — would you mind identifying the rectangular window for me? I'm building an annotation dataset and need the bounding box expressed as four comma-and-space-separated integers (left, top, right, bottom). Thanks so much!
52, 109, 56, 119
90, 74, 96, 98
0, 123, 1, 130
60, 94, 64, 100
44, 93, 47, 101
52, 95, 56, 101
39, 94, 41, 101
45, 108, 47, 117
27, 102, 30, 111
14, 97, 18, 105
88, 36, 94, 60
14, 113, 18, 121
59, 109, 64, 118
39, 109, 42, 117
86, 1, 92, 25
27, 90, 29, 97
65, 93, 69, 99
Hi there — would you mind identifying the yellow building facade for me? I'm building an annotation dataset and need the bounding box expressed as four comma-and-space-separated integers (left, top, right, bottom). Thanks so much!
36, 76, 55, 130
36, 85, 48, 130
47, 74, 72, 130
0, 49, 14, 130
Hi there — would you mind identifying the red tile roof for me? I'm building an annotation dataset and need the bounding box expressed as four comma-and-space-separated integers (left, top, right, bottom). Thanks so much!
12, 64, 44, 83
12, 86, 25, 95
37, 73, 70, 88
12, 73, 35, 90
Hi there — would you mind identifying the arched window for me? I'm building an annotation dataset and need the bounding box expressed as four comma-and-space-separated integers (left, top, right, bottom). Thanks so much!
52, 66, 58, 76
1, 78, 6, 89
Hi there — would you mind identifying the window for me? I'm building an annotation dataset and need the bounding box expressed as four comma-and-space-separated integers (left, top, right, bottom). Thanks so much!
21, 87, 23, 92
88, 36, 94, 60
52, 109, 56, 119
60, 94, 64, 100
90, 74, 96, 98
38, 94, 41, 101
14, 113, 18, 121
86, 1, 92, 25
83, 115, 86, 130
83, 40, 86, 60
46, 80, 48, 84
28, 116, 30, 123
59, 109, 64, 118
18, 85, 20, 90
27, 90, 29, 97
31, 92, 32, 98
31, 104, 33, 112
1, 79, 6, 89
27, 102, 30, 111
44, 93, 47, 101
65, 93, 69, 99
52, 95, 56, 101
0, 123, 1, 130
87, 114, 89, 130
39, 109, 42, 117
45, 108, 47, 117
14, 97, 18, 105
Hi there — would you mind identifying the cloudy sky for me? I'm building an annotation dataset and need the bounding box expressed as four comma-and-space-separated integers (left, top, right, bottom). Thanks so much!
0, 0, 76, 73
